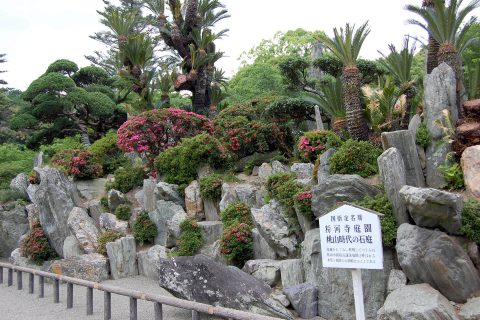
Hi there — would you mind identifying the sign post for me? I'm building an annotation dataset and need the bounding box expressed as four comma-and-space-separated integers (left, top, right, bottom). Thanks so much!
318, 204, 383, 320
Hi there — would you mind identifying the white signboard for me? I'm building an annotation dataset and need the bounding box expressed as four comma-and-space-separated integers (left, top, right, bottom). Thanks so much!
319, 204, 383, 270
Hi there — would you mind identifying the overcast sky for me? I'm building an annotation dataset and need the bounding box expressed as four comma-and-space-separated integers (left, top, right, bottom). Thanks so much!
0, 0, 425, 90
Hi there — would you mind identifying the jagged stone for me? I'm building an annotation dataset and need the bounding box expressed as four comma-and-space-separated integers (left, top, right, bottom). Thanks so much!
198, 221, 223, 246
62, 235, 84, 259
49, 253, 109, 282
67, 207, 100, 254
252, 228, 277, 260
280, 259, 304, 288
396, 223, 480, 303
86, 199, 102, 229
283, 283, 318, 319
137, 245, 168, 280
203, 198, 220, 221
25, 203, 39, 229
75, 178, 107, 201
0, 203, 28, 257
461, 145, 480, 199
387, 269, 407, 294
107, 189, 127, 212
317, 149, 336, 184
408, 114, 422, 134
459, 297, 480, 320
243, 259, 281, 286
9, 248, 52, 271
148, 200, 186, 248
9, 173, 29, 199
99, 213, 128, 234
184, 180, 204, 220
291, 163, 314, 180
142, 178, 157, 212
34, 151, 44, 168
258, 163, 273, 181
272, 293, 290, 308
106, 236, 138, 280
219, 182, 258, 211
272, 161, 290, 174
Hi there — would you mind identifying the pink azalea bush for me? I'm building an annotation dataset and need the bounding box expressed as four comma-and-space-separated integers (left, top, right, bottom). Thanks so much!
297, 130, 342, 162
294, 190, 313, 217
51, 149, 103, 179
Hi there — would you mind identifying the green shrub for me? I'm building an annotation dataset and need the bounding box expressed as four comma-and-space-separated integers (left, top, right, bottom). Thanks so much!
111, 165, 146, 193
439, 162, 464, 190
176, 219, 203, 256
100, 196, 109, 211
199, 174, 223, 200
355, 194, 397, 247
115, 204, 131, 221
297, 130, 343, 162
294, 190, 313, 219
40, 135, 84, 159
329, 139, 382, 178
0, 189, 27, 204
51, 149, 103, 179
9, 113, 39, 130
20, 222, 57, 264
89, 131, 128, 174
220, 202, 254, 228
415, 122, 430, 148
132, 211, 157, 245
0, 144, 35, 189
461, 199, 480, 243
97, 230, 124, 256
220, 222, 253, 267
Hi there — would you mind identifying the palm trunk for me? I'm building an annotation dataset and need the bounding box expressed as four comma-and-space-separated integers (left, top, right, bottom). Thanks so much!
438, 44, 464, 118
423, 0, 443, 74
401, 86, 416, 129
342, 66, 369, 140
192, 68, 210, 116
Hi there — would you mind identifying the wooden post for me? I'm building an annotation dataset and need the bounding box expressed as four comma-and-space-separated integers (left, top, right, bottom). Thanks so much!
17, 271, 22, 290
154, 302, 163, 320
351, 269, 365, 320
29, 273, 34, 294
315, 105, 324, 130
39, 275, 44, 298
7, 268, 13, 286
104, 291, 111, 320
53, 279, 60, 303
67, 283, 74, 308
130, 297, 137, 320
87, 287, 94, 315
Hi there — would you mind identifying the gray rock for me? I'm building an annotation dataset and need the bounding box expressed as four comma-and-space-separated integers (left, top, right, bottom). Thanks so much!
99, 213, 128, 234
142, 178, 157, 212
284, 283, 318, 319
137, 245, 168, 280
157, 254, 293, 319
200, 240, 227, 264
148, 200, 186, 247
106, 236, 138, 280
399, 186, 463, 234
291, 163, 314, 180
26, 183, 38, 203
280, 259, 304, 288
294, 205, 315, 235
255, 186, 269, 208
251, 200, 297, 258
408, 114, 422, 134
86, 199, 102, 229
31, 166, 81, 257
67, 207, 100, 254
301, 228, 394, 320
459, 297, 480, 320
253, 228, 277, 260
33, 151, 44, 168
155, 182, 184, 207
378, 148, 409, 224
9, 173, 29, 199
461, 145, 480, 199
272, 293, 290, 308
317, 149, 336, 184
10, 248, 52, 271
25, 203, 39, 229
134, 189, 144, 205
272, 161, 290, 174
396, 223, 480, 303
196, 164, 214, 179
75, 178, 107, 201
381, 130, 425, 187
203, 198, 220, 221
0, 203, 28, 257
107, 189, 127, 212
219, 182, 258, 211
252, 166, 260, 176
243, 259, 282, 286
258, 163, 273, 181
417, 145, 427, 170
62, 235, 83, 259
380, 284, 459, 320
387, 269, 407, 294
49, 253, 109, 282
184, 180, 204, 220
198, 221, 223, 246
424, 63, 458, 188
311, 174, 380, 218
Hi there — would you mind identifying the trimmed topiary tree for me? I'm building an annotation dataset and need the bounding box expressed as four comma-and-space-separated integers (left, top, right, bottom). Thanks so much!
176, 219, 203, 256
329, 139, 382, 177
115, 204, 131, 221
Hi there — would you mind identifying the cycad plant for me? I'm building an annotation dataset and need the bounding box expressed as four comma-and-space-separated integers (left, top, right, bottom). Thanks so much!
379, 38, 417, 128
99, 8, 139, 50
317, 22, 371, 140
406, 0, 480, 117
422, 0, 444, 74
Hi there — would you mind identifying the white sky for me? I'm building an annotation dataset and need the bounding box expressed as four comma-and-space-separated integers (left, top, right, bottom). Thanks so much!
0, 0, 426, 90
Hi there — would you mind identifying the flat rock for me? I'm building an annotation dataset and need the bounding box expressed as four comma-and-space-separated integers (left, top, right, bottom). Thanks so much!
291, 163, 314, 180
106, 236, 138, 280
284, 283, 318, 319
198, 221, 223, 246
396, 223, 480, 303
137, 245, 168, 280
459, 297, 480, 320
243, 259, 282, 286
49, 253, 109, 282
461, 145, 480, 199
399, 186, 462, 234
184, 180, 204, 220
148, 200, 186, 248
67, 207, 100, 254
0, 203, 28, 257
99, 213, 128, 234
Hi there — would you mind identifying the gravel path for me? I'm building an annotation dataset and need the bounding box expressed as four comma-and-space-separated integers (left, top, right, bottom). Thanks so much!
0, 271, 192, 320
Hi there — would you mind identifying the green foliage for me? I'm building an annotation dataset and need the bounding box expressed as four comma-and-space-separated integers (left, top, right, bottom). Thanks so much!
461, 199, 480, 243
355, 194, 397, 247
439, 161, 465, 190
97, 230, 124, 256
297, 130, 343, 162
176, 219, 203, 256
220, 222, 253, 267
21, 223, 57, 264
0, 144, 35, 189
303, 77, 345, 120
9, 113, 38, 130
89, 131, 128, 174
0, 189, 27, 204
45, 59, 79, 76
416, 122, 431, 148
40, 135, 84, 159
264, 97, 315, 123
330, 139, 382, 177
115, 204, 131, 221
23, 72, 77, 101
111, 165, 146, 193
72, 66, 110, 87
199, 174, 223, 200
132, 211, 157, 245
220, 202, 254, 229
378, 38, 416, 87
277, 55, 314, 91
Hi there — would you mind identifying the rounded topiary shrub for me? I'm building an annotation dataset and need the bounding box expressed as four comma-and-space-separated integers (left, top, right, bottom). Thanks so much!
220, 222, 253, 267
111, 164, 146, 193
176, 219, 203, 256
115, 204, 131, 221
199, 174, 223, 200
461, 199, 480, 243
220, 202, 254, 228
297, 130, 343, 162
21, 223, 57, 264
89, 130, 128, 174
329, 139, 382, 178
97, 230, 124, 256
133, 211, 157, 245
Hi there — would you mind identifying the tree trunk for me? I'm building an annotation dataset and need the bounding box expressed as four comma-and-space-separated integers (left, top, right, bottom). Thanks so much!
192, 68, 210, 116
438, 44, 464, 118
423, 0, 444, 74
401, 86, 416, 129
342, 66, 369, 140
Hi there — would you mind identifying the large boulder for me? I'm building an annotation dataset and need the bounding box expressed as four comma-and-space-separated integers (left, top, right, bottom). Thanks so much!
291, 163, 314, 180
10, 248, 52, 271
219, 182, 259, 211
9, 173, 29, 199
198, 221, 223, 246
148, 200, 186, 247
258, 163, 273, 181
99, 213, 128, 234
107, 189, 127, 212
49, 253, 109, 282
378, 284, 459, 320
424, 63, 458, 188
283, 283, 318, 319
459, 297, 480, 320
311, 174, 380, 218
67, 207, 100, 254
396, 223, 480, 303
387, 269, 407, 294
142, 178, 157, 212
75, 178, 107, 201
155, 182, 184, 207
378, 148, 409, 225
243, 259, 282, 286
157, 254, 293, 319
399, 186, 463, 234
280, 259, 304, 288
31, 166, 81, 257
137, 245, 168, 280
251, 200, 297, 259
301, 228, 393, 320
461, 145, 480, 199
85, 199, 102, 229
0, 203, 28, 257
106, 236, 138, 280
252, 228, 277, 260
25, 203, 39, 229
62, 235, 83, 259
317, 149, 336, 184
184, 180, 204, 220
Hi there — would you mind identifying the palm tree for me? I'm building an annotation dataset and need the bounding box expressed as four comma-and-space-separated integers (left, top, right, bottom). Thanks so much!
379, 38, 417, 128
406, 0, 480, 117
99, 8, 138, 50
317, 22, 371, 140
423, 0, 444, 74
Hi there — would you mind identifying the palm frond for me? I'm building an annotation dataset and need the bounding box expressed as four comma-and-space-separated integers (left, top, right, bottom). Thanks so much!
144, 0, 165, 16
199, 0, 230, 28
122, 34, 154, 68
99, 8, 138, 38
378, 37, 417, 87
303, 78, 345, 119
